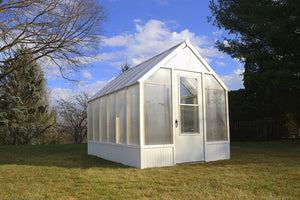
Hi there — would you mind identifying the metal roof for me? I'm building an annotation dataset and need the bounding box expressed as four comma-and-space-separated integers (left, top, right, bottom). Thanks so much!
90, 41, 184, 101
89, 38, 228, 102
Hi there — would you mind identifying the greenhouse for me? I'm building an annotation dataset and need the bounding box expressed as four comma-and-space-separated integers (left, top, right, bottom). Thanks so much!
87, 39, 230, 168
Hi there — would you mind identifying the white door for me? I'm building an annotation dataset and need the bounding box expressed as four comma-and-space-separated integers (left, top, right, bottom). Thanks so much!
174, 70, 204, 163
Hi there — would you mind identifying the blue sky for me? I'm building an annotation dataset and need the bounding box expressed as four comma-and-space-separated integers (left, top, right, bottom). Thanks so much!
46, 0, 244, 101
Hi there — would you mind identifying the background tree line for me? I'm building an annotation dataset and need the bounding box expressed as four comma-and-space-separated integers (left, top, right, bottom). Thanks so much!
209, 0, 300, 140
0, 45, 91, 145
0, 0, 105, 145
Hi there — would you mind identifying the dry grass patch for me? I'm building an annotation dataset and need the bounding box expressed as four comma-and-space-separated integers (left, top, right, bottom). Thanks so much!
0, 141, 299, 199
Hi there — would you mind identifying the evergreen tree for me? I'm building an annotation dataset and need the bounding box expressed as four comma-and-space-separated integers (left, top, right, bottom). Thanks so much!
120, 56, 131, 74
0, 48, 55, 145
208, 0, 300, 121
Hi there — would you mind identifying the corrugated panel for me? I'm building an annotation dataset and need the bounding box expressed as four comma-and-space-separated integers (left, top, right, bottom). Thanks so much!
205, 143, 230, 162
88, 142, 141, 168
89, 42, 183, 101
141, 146, 174, 168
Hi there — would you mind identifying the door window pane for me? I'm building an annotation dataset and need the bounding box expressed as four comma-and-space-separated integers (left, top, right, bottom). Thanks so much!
179, 75, 199, 134
180, 105, 199, 133
180, 77, 198, 104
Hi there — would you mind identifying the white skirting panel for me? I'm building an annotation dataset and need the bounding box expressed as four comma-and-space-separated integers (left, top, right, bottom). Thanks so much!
88, 141, 141, 168
205, 142, 230, 162
140, 146, 174, 169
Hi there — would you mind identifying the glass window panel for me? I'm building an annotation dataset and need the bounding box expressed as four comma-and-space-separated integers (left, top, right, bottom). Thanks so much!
117, 89, 126, 144
100, 96, 107, 142
128, 84, 139, 145
144, 83, 172, 145
88, 102, 93, 140
108, 93, 116, 143
145, 68, 171, 84
180, 77, 198, 104
93, 99, 100, 141
205, 83, 227, 141
204, 74, 223, 90
180, 105, 199, 133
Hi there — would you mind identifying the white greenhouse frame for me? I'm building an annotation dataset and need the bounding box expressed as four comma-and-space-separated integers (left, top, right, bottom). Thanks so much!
88, 39, 230, 168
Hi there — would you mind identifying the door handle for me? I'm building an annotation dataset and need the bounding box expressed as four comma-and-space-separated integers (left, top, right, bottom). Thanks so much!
175, 119, 178, 128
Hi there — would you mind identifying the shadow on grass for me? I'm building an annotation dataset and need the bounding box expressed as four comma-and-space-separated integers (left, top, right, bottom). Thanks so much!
0, 144, 131, 169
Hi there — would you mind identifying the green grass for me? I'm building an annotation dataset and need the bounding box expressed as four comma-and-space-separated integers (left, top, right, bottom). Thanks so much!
0, 141, 299, 200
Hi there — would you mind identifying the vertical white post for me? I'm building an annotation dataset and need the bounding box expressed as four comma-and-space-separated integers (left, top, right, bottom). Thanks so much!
87, 103, 90, 141
225, 90, 230, 143
99, 98, 102, 142
92, 101, 95, 141
126, 87, 130, 145
172, 68, 176, 165
116, 92, 120, 144
202, 73, 207, 161
139, 82, 144, 147
139, 82, 144, 168
107, 95, 110, 143
93, 99, 100, 142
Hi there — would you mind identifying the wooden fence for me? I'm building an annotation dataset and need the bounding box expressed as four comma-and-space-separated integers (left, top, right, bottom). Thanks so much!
230, 119, 282, 141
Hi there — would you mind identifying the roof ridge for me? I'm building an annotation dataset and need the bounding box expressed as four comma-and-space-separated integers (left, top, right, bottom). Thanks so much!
89, 40, 186, 101
126, 40, 184, 72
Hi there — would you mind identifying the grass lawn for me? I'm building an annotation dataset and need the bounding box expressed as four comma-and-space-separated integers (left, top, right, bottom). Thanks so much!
0, 141, 299, 200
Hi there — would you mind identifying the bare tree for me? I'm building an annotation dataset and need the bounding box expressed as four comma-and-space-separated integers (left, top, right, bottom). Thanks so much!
55, 92, 88, 144
0, 0, 105, 80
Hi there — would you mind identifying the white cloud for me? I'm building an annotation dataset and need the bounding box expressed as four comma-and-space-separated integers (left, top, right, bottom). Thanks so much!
78, 79, 113, 96
108, 61, 123, 68
50, 87, 74, 102
43, 66, 61, 80
51, 79, 113, 103
100, 19, 219, 67
223, 39, 230, 47
220, 69, 244, 90
204, 57, 212, 63
81, 70, 93, 80
74, 52, 119, 65
103, 34, 133, 47
64, 19, 223, 70
40, 57, 61, 79
216, 61, 226, 66
133, 19, 142, 23
198, 46, 223, 58
213, 30, 223, 36
40, 56, 80, 80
